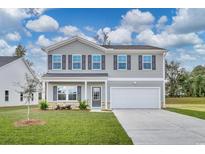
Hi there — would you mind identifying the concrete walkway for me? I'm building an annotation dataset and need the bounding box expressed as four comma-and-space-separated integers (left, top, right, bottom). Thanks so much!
113, 109, 205, 145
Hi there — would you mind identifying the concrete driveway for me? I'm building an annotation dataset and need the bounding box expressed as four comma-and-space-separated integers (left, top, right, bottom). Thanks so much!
113, 109, 205, 145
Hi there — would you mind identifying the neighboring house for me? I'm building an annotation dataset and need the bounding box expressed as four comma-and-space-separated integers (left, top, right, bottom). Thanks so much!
0, 56, 38, 107
41, 36, 166, 109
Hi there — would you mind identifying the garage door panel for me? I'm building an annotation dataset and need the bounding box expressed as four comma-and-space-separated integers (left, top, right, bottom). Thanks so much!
111, 87, 160, 109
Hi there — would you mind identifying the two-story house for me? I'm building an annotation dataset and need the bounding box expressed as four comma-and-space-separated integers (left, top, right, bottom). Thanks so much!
41, 36, 166, 110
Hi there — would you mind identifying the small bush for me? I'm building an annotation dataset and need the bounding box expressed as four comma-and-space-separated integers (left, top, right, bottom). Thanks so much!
79, 100, 89, 110
39, 100, 48, 110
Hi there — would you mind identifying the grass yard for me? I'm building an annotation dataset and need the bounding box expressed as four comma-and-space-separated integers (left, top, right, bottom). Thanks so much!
166, 97, 205, 120
0, 106, 132, 145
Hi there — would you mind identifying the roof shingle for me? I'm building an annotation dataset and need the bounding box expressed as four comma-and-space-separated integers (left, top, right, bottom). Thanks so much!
0, 56, 20, 67
101, 45, 165, 50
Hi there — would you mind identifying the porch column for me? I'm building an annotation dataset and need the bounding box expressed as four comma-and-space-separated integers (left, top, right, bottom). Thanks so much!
105, 80, 108, 109
85, 81, 87, 101
42, 81, 46, 100
46, 81, 49, 101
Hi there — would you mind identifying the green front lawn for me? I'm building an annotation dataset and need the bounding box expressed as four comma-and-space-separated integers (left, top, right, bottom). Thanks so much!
166, 97, 205, 120
0, 106, 132, 145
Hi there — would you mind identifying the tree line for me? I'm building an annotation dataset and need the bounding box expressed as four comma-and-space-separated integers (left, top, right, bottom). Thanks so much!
166, 60, 205, 97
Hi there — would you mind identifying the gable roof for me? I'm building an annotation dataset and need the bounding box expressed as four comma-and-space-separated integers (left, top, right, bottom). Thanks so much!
42, 36, 166, 53
0, 56, 37, 78
101, 45, 166, 50
42, 36, 107, 52
0, 56, 20, 67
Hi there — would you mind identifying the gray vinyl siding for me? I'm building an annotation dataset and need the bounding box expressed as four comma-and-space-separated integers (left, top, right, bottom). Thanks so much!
47, 40, 164, 78
47, 82, 105, 108
47, 80, 163, 109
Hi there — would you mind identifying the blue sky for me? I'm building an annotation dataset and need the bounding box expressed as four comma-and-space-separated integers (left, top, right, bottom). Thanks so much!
0, 8, 205, 74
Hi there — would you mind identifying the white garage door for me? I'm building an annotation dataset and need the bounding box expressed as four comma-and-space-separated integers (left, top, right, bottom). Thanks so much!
110, 87, 161, 109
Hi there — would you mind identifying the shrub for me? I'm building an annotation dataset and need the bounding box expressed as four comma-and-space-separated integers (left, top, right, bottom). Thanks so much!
79, 100, 89, 110
39, 100, 48, 110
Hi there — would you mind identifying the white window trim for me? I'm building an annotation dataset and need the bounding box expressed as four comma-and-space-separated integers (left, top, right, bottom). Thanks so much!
92, 54, 102, 70
117, 54, 127, 70
52, 54, 62, 70
72, 54, 82, 70
57, 86, 78, 101
142, 55, 152, 70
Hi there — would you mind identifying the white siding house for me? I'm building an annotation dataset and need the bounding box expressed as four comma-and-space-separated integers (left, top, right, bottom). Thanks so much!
0, 56, 38, 107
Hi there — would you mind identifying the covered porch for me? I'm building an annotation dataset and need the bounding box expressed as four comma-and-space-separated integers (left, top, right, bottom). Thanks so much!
42, 73, 108, 110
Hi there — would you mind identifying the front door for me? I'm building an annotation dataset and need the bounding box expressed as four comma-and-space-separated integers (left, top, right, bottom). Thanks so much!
92, 87, 101, 108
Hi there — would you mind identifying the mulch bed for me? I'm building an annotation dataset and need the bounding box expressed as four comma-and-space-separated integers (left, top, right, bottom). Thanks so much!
14, 119, 46, 127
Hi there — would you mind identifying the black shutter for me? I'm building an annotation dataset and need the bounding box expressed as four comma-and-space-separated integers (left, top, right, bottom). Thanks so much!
102, 55, 105, 70
53, 86, 57, 101
82, 55, 86, 70
88, 55, 92, 70
152, 55, 156, 70
113, 55, 117, 70
77, 86, 81, 101
127, 55, 131, 70
62, 55, 66, 70
48, 55, 52, 70
139, 55, 142, 70
68, 55, 72, 70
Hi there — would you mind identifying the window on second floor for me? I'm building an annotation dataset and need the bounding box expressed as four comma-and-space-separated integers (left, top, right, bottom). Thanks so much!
52, 55, 62, 70
72, 54, 82, 70
92, 54, 101, 70
117, 55, 127, 70
5, 90, 9, 102
143, 55, 152, 70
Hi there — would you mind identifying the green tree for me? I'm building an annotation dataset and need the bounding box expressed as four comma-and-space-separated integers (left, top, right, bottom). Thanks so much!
14, 44, 26, 57
165, 60, 186, 97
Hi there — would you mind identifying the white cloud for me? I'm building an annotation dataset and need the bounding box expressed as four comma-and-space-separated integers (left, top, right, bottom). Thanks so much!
169, 9, 205, 34
177, 52, 196, 61
5, 32, 21, 41
26, 15, 59, 32
26, 44, 47, 75
193, 44, 205, 54
59, 25, 80, 36
96, 9, 155, 44
0, 39, 16, 55
137, 29, 202, 48
36, 35, 53, 47
0, 9, 46, 35
121, 9, 155, 33
84, 26, 95, 32
156, 16, 168, 31
59, 25, 96, 42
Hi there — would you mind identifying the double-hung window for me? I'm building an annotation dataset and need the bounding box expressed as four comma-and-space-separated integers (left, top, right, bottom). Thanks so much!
117, 55, 127, 70
72, 54, 82, 70
92, 54, 101, 70
52, 55, 62, 70
57, 86, 77, 101
57, 86, 67, 100
5, 90, 9, 102
143, 55, 152, 70
67, 86, 77, 100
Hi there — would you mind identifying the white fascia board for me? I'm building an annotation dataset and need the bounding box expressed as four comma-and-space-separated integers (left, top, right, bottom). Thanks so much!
108, 77, 164, 81
43, 36, 107, 53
